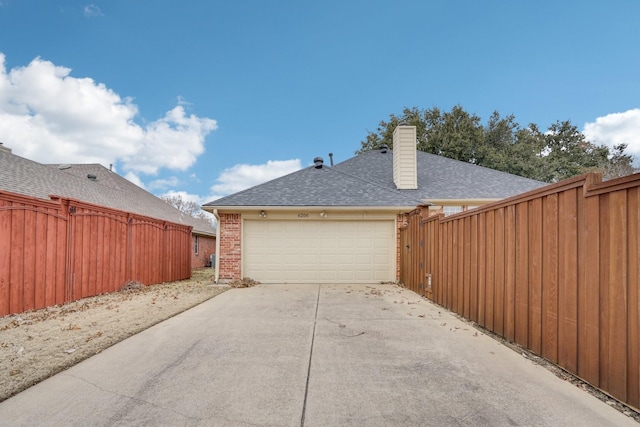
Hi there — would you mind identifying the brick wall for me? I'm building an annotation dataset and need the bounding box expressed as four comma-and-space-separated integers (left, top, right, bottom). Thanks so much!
218, 213, 242, 280
191, 234, 216, 269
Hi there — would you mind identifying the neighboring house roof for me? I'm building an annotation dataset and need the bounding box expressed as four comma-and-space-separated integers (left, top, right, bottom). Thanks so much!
0, 148, 216, 237
205, 148, 546, 209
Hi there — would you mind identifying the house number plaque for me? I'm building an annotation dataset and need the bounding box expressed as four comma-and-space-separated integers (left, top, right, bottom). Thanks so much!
297, 213, 309, 218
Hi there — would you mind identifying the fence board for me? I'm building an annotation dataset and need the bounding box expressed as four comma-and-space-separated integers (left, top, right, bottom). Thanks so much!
607, 190, 628, 401
452, 220, 460, 314
56, 205, 67, 306
494, 208, 505, 337
44, 208, 57, 308
463, 216, 471, 319
477, 212, 486, 326
485, 211, 495, 331
542, 194, 559, 363
446, 222, 454, 308
558, 188, 578, 373
627, 187, 640, 408
23, 209, 36, 311
579, 191, 600, 386
0, 202, 11, 315
529, 198, 543, 354
599, 194, 611, 393
34, 211, 47, 309
504, 205, 516, 342
515, 202, 529, 347
469, 215, 478, 322
10, 207, 25, 314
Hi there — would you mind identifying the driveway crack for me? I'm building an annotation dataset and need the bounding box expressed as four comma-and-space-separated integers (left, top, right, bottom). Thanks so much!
61, 372, 201, 423
300, 284, 320, 427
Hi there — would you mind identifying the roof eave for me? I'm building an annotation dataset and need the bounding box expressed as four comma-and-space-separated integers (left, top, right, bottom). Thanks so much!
203, 205, 420, 214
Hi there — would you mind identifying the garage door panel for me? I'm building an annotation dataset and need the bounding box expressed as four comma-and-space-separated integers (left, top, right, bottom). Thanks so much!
244, 220, 395, 284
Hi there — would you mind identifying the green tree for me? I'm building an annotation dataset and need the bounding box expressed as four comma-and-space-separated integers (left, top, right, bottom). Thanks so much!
423, 105, 483, 163
508, 124, 546, 179
601, 143, 636, 179
358, 106, 635, 182
356, 106, 423, 153
357, 105, 484, 163
479, 111, 520, 171
534, 120, 608, 182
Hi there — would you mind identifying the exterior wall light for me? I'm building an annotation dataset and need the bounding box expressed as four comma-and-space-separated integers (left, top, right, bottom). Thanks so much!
260, 210, 267, 218
320, 211, 327, 218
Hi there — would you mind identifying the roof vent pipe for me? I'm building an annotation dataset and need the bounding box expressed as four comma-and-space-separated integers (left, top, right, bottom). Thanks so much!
314, 157, 324, 169
380, 144, 388, 154
328, 153, 334, 166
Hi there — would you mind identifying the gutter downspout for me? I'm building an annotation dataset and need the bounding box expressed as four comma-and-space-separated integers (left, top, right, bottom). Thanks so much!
213, 209, 221, 283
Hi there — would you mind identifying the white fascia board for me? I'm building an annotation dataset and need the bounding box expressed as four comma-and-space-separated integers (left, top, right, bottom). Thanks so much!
207, 205, 418, 214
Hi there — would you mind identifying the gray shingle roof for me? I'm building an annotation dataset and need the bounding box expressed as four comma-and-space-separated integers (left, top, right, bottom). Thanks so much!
205, 149, 546, 209
0, 149, 215, 236
206, 163, 424, 208
333, 149, 546, 200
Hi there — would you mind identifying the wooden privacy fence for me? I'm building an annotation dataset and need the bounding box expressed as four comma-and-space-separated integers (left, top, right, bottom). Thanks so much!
0, 190, 192, 316
400, 172, 640, 410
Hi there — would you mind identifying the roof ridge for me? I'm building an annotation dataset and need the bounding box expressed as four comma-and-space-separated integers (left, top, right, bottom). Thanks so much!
327, 162, 424, 205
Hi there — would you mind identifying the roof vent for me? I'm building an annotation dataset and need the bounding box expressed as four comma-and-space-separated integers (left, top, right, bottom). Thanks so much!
314, 157, 324, 169
58, 164, 72, 170
87, 173, 97, 181
0, 142, 11, 154
380, 144, 388, 154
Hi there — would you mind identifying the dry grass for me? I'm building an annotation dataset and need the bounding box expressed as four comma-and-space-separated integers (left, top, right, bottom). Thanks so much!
0, 268, 227, 402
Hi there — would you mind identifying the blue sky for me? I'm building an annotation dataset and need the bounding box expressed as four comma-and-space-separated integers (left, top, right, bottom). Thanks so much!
1, 1, 639, 207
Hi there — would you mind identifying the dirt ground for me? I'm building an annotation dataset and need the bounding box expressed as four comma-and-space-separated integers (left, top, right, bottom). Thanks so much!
0, 268, 227, 402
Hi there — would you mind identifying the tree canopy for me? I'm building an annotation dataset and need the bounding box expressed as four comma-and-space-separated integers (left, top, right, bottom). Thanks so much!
160, 194, 216, 227
357, 106, 636, 182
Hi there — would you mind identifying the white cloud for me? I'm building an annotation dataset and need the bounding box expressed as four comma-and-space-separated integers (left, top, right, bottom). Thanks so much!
208, 159, 302, 199
123, 172, 145, 189
583, 109, 640, 157
83, 4, 103, 18
0, 53, 217, 179
148, 176, 180, 191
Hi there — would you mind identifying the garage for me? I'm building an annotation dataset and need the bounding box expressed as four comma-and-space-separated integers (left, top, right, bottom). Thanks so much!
243, 219, 396, 283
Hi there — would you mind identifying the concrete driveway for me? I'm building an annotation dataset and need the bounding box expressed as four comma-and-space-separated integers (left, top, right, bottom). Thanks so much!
0, 284, 635, 426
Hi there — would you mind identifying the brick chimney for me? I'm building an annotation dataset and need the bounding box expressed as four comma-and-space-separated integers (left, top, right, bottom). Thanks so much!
392, 125, 417, 189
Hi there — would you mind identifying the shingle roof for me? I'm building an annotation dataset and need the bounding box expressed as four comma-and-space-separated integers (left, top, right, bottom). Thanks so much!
0, 149, 215, 236
205, 149, 546, 209
333, 149, 546, 200
207, 163, 424, 208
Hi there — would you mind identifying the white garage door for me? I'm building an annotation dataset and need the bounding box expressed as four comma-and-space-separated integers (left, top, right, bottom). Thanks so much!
243, 220, 395, 283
